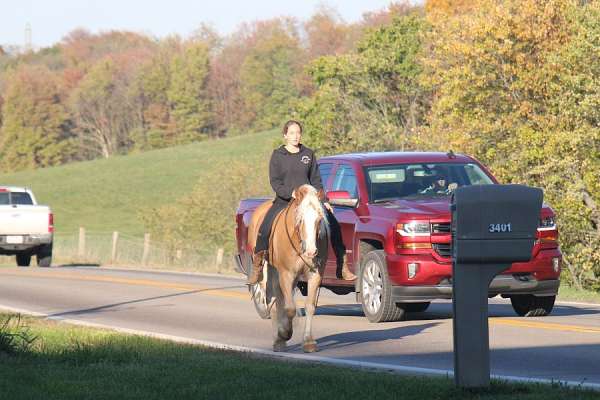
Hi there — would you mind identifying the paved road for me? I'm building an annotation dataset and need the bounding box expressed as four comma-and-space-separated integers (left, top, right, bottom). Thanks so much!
0, 266, 599, 386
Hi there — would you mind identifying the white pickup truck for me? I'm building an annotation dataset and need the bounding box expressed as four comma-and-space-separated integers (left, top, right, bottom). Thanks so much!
0, 186, 53, 267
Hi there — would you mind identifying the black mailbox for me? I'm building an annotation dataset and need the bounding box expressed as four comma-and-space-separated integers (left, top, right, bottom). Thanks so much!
452, 184, 542, 264
450, 184, 543, 388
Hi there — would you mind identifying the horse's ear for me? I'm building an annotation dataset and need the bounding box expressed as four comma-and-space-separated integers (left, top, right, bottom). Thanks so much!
317, 189, 326, 201
294, 186, 307, 203
292, 188, 300, 202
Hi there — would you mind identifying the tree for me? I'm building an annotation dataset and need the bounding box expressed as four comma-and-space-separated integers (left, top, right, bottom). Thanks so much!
0, 65, 74, 171
299, 14, 430, 154
238, 18, 304, 131
304, 5, 349, 60
69, 58, 140, 158
424, 0, 600, 289
133, 37, 181, 149
167, 41, 213, 143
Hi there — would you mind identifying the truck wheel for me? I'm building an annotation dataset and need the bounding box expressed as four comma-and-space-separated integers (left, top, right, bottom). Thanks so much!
243, 253, 270, 320
401, 302, 431, 313
37, 243, 53, 268
510, 295, 555, 317
16, 253, 31, 267
359, 250, 405, 323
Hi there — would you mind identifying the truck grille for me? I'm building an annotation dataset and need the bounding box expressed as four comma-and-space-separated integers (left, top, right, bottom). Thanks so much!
432, 243, 452, 258
432, 222, 451, 233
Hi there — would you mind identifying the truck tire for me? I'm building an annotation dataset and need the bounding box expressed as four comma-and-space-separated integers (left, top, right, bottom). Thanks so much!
401, 302, 431, 313
16, 253, 31, 267
243, 253, 270, 320
359, 250, 405, 323
37, 243, 53, 268
510, 295, 555, 317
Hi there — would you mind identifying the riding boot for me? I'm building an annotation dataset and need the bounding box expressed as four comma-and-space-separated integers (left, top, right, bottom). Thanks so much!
247, 250, 266, 285
337, 253, 357, 281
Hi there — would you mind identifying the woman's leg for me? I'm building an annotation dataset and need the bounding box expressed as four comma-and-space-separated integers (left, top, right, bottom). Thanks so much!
248, 199, 288, 284
325, 208, 356, 281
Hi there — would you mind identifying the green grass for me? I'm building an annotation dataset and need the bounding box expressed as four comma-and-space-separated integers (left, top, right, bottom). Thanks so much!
0, 130, 274, 237
558, 284, 600, 304
0, 313, 598, 400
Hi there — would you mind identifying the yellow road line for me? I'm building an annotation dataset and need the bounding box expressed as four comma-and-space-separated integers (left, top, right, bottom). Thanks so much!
490, 317, 600, 333
0, 270, 249, 300
2, 270, 600, 333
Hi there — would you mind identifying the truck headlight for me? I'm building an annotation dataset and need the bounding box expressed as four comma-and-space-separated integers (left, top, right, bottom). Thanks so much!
397, 221, 431, 237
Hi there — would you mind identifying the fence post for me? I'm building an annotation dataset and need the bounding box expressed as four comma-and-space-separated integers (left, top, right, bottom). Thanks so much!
142, 233, 151, 265
111, 231, 119, 264
78, 227, 86, 258
216, 248, 224, 273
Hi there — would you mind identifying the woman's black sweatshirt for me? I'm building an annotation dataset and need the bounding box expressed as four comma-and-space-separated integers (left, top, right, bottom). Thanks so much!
269, 145, 323, 202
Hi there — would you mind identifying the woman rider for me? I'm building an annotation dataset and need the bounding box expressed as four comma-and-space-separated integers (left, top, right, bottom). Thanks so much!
247, 120, 356, 284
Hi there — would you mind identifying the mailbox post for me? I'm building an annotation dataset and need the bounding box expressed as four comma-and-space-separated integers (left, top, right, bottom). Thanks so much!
451, 184, 542, 388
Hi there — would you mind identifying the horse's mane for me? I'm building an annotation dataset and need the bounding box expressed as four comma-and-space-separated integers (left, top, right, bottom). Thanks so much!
295, 185, 323, 227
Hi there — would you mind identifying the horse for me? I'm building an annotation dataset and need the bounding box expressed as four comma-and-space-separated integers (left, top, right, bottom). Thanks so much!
248, 184, 327, 353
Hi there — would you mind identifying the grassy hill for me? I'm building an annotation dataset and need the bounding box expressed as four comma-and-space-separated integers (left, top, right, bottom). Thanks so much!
0, 130, 275, 237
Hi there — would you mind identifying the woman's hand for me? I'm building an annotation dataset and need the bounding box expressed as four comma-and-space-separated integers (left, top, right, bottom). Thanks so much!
323, 202, 333, 212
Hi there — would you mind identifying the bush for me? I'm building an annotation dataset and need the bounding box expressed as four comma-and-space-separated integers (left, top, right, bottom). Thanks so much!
142, 160, 271, 259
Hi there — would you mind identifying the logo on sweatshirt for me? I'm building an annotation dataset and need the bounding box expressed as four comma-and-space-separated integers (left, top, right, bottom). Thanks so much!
301, 156, 311, 165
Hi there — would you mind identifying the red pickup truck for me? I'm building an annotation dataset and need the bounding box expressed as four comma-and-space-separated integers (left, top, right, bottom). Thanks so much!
235, 152, 561, 322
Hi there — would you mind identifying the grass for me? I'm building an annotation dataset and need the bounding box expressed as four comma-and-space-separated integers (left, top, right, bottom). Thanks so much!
0, 130, 275, 237
558, 284, 600, 304
0, 313, 598, 400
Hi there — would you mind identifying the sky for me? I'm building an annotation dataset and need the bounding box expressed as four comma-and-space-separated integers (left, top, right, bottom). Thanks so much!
1, 0, 418, 49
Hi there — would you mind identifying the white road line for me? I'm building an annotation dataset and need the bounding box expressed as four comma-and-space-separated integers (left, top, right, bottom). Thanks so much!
0, 303, 599, 391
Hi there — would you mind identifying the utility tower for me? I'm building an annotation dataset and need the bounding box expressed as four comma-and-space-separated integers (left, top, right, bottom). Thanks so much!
25, 22, 32, 52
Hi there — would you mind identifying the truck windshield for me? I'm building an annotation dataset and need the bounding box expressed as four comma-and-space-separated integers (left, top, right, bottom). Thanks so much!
365, 163, 494, 203
0, 192, 34, 205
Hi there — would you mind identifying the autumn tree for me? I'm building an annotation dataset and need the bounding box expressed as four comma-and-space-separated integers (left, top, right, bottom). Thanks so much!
0, 65, 74, 171
133, 37, 181, 149
208, 32, 248, 135
69, 58, 141, 158
304, 5, 349, 60
424, 0, 600, 289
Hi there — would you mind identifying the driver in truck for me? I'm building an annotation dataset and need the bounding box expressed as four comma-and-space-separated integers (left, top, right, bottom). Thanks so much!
420, 170, 458, 195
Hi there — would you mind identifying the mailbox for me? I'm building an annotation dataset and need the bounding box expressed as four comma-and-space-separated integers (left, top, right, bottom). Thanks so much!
451, 184, 542, 388
452, 184, 542, 264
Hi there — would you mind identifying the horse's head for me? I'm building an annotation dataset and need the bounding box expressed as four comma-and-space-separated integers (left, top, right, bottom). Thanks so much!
293, 185, 324, 259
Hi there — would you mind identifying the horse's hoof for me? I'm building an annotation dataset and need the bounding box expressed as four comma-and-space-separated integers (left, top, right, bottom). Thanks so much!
303, 341, 318, 353
273, 341, 287, 352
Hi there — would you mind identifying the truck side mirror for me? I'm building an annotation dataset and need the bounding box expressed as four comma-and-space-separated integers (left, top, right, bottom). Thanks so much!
327, 190, 358, 208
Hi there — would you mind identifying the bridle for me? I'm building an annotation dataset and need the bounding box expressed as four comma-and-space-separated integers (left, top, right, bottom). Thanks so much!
269, 198, 322, 270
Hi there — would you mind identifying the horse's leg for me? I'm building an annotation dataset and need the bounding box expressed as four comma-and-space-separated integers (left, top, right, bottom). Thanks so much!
302, 268, 322, 353
270, 275, 287, 352
274, 270, 296, 347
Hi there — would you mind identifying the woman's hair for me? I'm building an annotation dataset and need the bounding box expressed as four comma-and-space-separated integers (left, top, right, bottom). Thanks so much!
282, 119, 303, 135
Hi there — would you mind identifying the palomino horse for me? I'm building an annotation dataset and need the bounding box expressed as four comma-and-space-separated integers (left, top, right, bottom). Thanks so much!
248, 184, 327, 352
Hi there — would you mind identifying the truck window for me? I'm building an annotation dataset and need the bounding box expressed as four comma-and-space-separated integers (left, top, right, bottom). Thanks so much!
0, 193, 8, 205
10, 192, 34, 205
365, 163, 494, 202
318, 163, 334, 189
332, 165, 358, 198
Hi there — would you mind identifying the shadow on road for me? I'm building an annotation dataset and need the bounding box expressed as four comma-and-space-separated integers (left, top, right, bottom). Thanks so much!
56, 263, 101, 268
288, 322, 440, 352
47, 285, 243, 318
